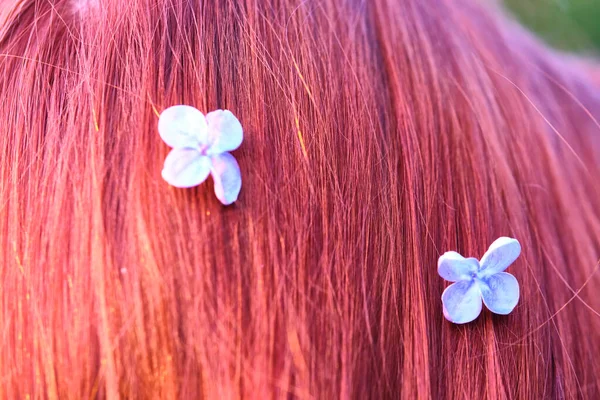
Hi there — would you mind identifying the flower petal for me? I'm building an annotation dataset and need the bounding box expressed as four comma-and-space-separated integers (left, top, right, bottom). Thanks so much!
210, 152, 242, 205
478, 237, 521, 278
158, 105, 208, 148
161, 148, 211, 188
479, 272, 520, 315
438, 252, 480, 282
205, 110, 243, 154
442, 280, 482, 324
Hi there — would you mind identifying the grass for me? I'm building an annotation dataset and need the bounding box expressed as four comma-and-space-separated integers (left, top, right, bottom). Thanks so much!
505, 0, 600, 51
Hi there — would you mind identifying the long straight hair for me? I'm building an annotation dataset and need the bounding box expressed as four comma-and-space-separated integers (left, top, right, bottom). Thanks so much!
1, 0, 599, 398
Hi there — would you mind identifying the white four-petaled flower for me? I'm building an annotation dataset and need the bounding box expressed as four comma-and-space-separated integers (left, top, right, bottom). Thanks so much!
158, 105, 243, 205
438, 237, 521, 324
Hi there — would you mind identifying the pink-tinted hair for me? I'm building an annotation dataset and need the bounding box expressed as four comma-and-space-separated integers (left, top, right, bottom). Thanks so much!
1, 0, 599, 398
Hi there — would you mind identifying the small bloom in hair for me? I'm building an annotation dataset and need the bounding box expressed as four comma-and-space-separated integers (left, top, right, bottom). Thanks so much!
158, 105, 243, 205
438, 237, 521, 324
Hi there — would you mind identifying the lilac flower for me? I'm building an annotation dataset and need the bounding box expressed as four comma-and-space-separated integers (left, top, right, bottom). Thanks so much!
158, 105, 243, 205
438, 237, 521, 324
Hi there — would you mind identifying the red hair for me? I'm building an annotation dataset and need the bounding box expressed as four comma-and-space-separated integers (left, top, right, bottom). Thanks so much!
1, 0, 599, 398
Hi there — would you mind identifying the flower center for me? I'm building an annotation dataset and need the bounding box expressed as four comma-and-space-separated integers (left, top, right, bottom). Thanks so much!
197, 144, 209, 155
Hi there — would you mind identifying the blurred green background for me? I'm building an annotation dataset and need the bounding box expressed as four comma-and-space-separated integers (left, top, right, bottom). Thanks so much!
505, 0, 600, 51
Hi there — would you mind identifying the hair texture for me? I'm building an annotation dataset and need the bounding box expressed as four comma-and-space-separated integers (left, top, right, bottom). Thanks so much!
1, 0, 600, 398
